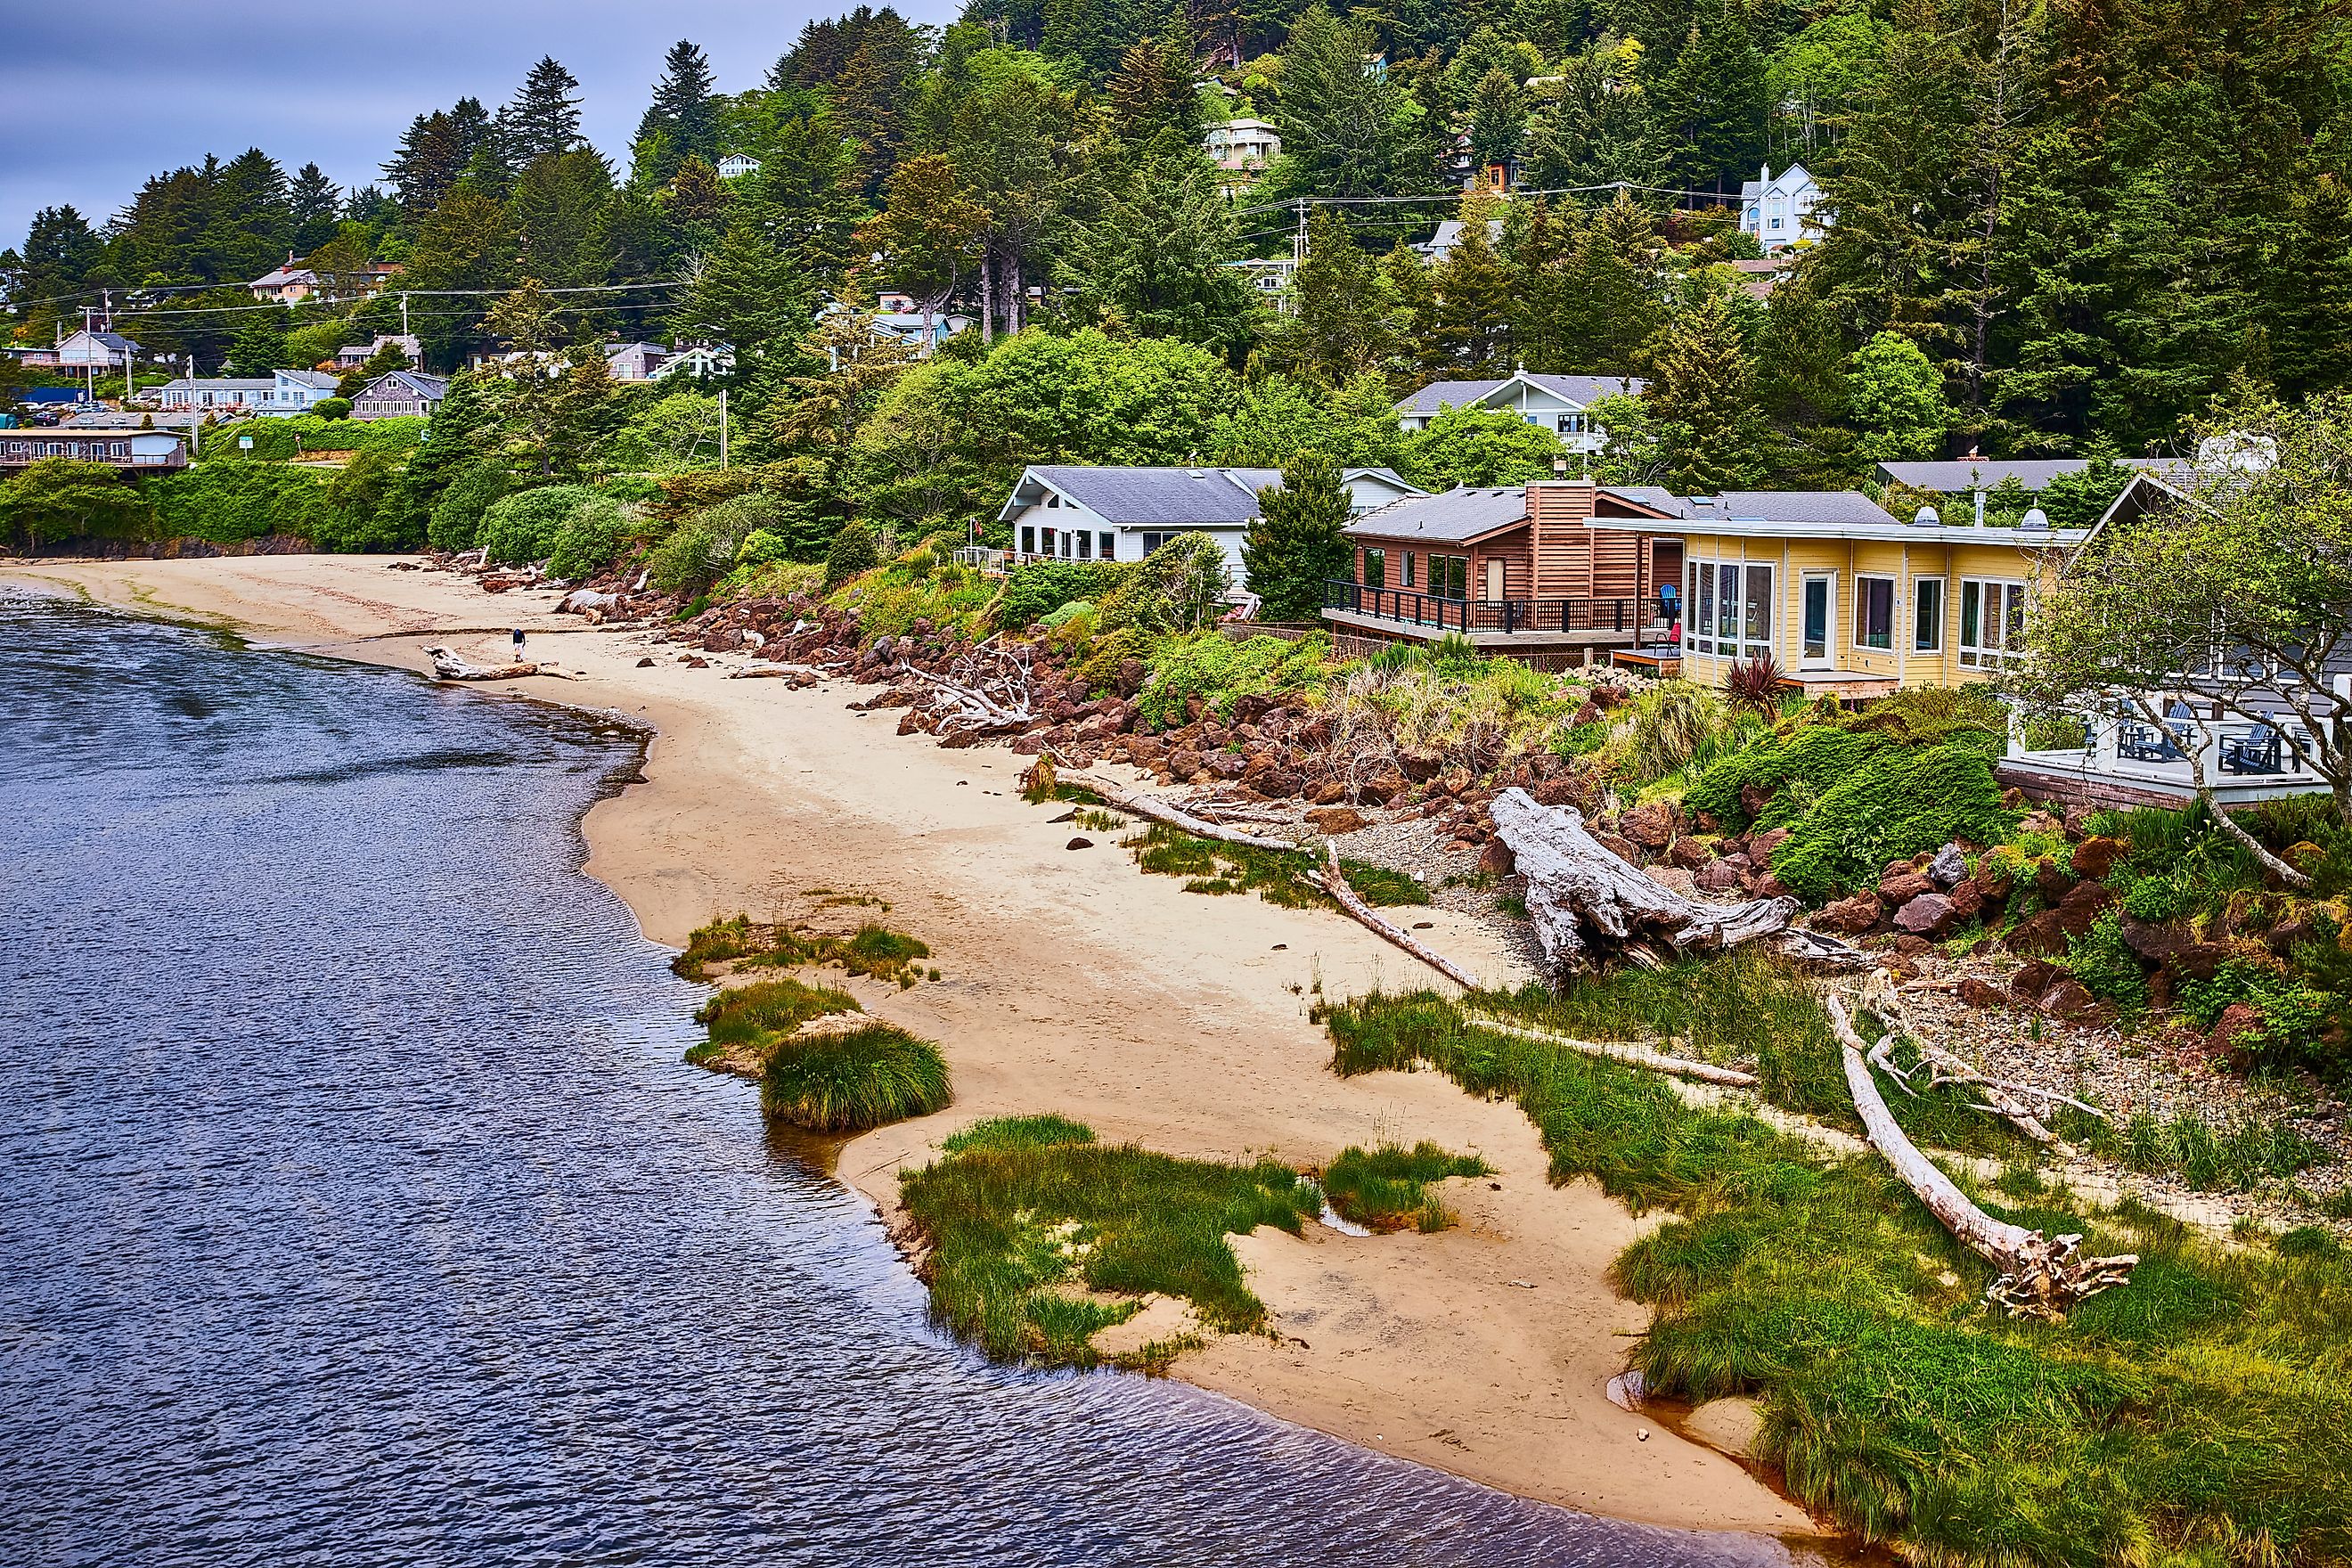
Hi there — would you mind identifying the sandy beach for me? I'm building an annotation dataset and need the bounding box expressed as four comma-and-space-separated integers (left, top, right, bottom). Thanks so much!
4, 552, 1822, 1544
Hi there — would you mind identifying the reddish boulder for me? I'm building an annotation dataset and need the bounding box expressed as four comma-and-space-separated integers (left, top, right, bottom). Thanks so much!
1749, 826, 1791, 866
2004, 911, 2070, 956
1957, 976, 2009, 1010
2054, 879, 2116, 935
1596, 831, 1643, 866
1168, 747, 1204, 779
1357, 769, 1409, 806
1621, 801, 1678, 850
1307, 806, 1368, 835
1881, 871, 1936, 905
1206, 751, 1248, 780
1668, 837, 1716, 871
2206, 1002, 2266, 1063
1946, 879, 1986, 921
1813, 891, 1885, 935
1738, 782, 1774, 820
2035, 857, 2077, 904
1973, 858, 2015, 904
1694, 859, 1745, 894
1478, 838, 1517, 877
2039, 979, 2097, 1020
2070, 836, 2127, 880
1531, 776, 1588, 809
2010, 959, 2059, 1000
1894, 892, 1956, 935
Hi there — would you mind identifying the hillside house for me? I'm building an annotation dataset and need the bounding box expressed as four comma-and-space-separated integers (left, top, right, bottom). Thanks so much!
148, 369, 339, 415
994, 464, 1425, 582
350, 370, 448, 420
717, 154, 763, 178
334, 334, 424, 370
1739, 164, 1825, 252
1326, 480, 1683, 656
1205, 117, 1279, 192
0, 429, 185, 471
54, 329, 140, 372
1394, 371, 1645, 454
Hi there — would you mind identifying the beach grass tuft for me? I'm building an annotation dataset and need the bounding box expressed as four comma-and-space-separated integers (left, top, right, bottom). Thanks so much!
674, 913, 934, 986
1318, 976, 2352, 1565
759, 1021, 951, 1131
899, 1117, 1321, 1368
1123, 824, 1428, 909
1321, 1141, 1491, 1232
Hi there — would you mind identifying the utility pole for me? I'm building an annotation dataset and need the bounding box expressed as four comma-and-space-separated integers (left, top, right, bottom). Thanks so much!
400, 292, 410, 338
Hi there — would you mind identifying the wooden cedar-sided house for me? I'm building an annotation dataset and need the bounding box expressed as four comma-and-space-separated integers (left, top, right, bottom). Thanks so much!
1588, 491, 2087, 697
1324, 480, 1684, 657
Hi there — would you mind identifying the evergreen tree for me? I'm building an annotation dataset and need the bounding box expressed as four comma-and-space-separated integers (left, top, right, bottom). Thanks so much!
678, 204, 819, 392
636, 40, 721, 185
227, 318, 289, 377
1245, 449, 1353, 622
1058, 151, 1257, 351
400, 191, 519, 363
1275, 4, 1441, 200
1638, 286, 1769, 492
384, 110, 474, 219
1275, 210, 1402, 387
1109, 32, 1205, 150
1521, 37, 1660, 189
1648, 5, 1770, 193
1383, 242, 1450, 386
1466, 66, 1528, 171
860, 153, 989, 339
507, 56, 585, 162
510, 148, 617, 288
289, 164, 342, 251
1430, 193, 1513, 374
1846, 330, 1951, 461
1551, 192, 1666, 374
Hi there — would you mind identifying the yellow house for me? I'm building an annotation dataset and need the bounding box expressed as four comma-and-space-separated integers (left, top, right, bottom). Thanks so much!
1591, 491, 2087, 695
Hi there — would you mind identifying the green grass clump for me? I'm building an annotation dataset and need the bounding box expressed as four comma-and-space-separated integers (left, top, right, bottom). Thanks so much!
1321, 1141, 1490, 1231
2087, 1110, 2326, 1190
1124, 824, 1426, 908
1318, 986, 2352, 1565
688, 976, 861, 1064
672, 913, 933, 986
1131, 631, 1333, 730
838, 922, 932, 984
760, 1021, 951, 1131
899, 1117, 1321, 1368
672, 914, 813, 980
1478, 947, 2021, 1156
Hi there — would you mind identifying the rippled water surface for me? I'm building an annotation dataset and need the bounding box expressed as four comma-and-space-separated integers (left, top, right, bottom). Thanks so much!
0, 592, 1792, 1568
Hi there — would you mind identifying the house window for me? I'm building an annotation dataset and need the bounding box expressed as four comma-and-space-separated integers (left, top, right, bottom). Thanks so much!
1428, 553, 1467, 600
1042, 527, 1058, 556
1020, 526, 1035, 554
1855, 576, 1896, 650
1401, 551, 1416, 588
1914, 577, 1945, 653
1141, 532, 1167, 555
1958, 579, 2027, 667
1363, 548, 1385, 589
1098, 531, 1114, 559
1684, 558, 1773, 657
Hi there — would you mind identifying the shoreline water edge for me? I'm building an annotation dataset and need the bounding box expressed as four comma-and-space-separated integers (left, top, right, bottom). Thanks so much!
2, 552, 1834, 1552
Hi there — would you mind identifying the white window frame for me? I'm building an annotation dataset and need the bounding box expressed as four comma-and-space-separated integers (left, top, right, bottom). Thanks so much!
1683, 556, 1773, 658
1958, 578, 2028, 668
1853, 574, 1897, 652
1913, 576, 1946, 653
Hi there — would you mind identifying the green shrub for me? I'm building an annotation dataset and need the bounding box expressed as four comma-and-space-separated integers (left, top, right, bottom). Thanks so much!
823, 519, 882, 590
1133, 632, 1332, 728
943, 1114, 1098, 1154
1762, 743, 2015, 902
1685, 724, 1891, 829
147, 461, 329, 543
426, 460, 508, 552
695, 976, 860, 1044
649, 492, 781, 596
999, 559, 1129, 628
2179, 959, 2340, 1073
477, 484, 595, 566
310, 447, 413, 552
759, 1022, 950, 1131
310, 397, 352, 421
2060, 910, 2149, 1011
547, 494, 631, 580
1609, 682, 1743, 785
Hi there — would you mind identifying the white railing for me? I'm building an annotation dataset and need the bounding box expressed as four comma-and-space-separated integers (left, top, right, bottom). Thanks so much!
2009, 705, 2314, 780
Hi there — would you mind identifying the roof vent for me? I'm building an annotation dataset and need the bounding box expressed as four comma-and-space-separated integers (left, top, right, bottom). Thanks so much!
1186, 468, 1208, 478
2020, 507, 2050, 530
1914, 503, 1940, 527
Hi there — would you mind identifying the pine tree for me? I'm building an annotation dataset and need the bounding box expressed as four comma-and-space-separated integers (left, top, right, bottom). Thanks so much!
1639, 288, 1769, 493
1275, 4, 1441, 200
290, 164, 342, 250
510, 148, 617, 288
1466, 67, 1528, 171
1059, 151, 1255, 350
1276, 210, 1401, 388
1648, 6, 1769, 192
1109, 32, 1204, 150
227, 318, 288, 377
678, 206, 819, 389
636, 40, 720, 185
507, 56, 584, 163
1244, 449, 1353, 622
860, 154, 988, 339
1431, 193, 1513, 374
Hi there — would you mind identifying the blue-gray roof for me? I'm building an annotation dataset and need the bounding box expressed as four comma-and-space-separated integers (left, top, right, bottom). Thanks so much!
1022, 465, 1282, 525
1876, 456, 2191, 491
1395, 372, 1645, 416
358, 371, 448, 398
1344, 486, 1529, 544
1703, 491, 1900, 527
1602, 486, 1690, 518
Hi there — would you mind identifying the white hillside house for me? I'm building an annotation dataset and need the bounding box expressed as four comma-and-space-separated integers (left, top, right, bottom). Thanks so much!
995, 465, 1425, 584
1393, 370, 1646, 455
1741, 164, 1825, 252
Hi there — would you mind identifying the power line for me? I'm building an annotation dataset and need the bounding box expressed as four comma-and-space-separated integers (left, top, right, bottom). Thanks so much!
9, 276, 691, 324
1230, 180, 1744, 221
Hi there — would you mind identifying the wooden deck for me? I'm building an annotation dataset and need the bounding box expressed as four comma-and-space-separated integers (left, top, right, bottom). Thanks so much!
1773, 670, 1903, 700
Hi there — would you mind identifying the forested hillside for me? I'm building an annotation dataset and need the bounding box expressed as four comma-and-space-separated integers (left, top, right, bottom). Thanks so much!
6, 0, 2349, 527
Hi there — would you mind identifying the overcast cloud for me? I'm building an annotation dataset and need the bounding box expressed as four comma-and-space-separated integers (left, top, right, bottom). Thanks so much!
0, 2, 956, 248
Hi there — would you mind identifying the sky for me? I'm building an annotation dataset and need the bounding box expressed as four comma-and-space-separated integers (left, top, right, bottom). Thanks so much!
0, 1, 957, 249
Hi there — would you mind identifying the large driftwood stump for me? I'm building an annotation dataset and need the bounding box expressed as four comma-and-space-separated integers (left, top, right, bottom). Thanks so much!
1489, 788, 1866, 971
422, 646, 572, 682
1057, 772, 1296, 852
1827, 993, 2136, 1319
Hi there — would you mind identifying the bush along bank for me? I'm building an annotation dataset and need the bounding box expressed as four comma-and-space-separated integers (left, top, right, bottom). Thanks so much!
1320, 974, 2352, 1568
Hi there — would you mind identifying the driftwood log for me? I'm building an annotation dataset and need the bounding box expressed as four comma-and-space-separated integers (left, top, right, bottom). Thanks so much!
1489, 789, 1870, 972
1855, 969, 2097, 1148
1465, 1012, 1760, 1088
1316, 841, 1481, 988
1828, 993, 2136, 1319
1057, 772, 1296, 853
422, 646, 574, 682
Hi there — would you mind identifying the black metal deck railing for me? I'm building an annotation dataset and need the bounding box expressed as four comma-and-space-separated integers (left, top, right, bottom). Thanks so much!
1323, 580, 1667, 635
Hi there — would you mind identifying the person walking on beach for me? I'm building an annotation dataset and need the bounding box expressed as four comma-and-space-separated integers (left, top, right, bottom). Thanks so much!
511, 627, 527, 665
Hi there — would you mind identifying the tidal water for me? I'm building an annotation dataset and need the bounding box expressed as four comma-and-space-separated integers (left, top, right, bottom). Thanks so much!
0, 591, 1794, 1568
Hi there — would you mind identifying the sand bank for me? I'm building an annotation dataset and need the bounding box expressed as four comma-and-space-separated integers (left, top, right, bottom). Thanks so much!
5, 553, 1821, 1543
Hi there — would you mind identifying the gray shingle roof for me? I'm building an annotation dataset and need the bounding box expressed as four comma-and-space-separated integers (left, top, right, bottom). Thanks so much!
1601, 485, 1690, 518
1522, 372, 1645, 404
1393, 378, 1509, 416
1875, 456, 2191, 491
1705, 492, 1901, 526
1394, 372, 1644, 416
1344, 486, 1530, 544
1030, 465, 1282, 526
358, 371, 449, 399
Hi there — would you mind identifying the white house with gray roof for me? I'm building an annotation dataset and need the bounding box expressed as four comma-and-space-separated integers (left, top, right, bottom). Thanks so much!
1394, 371, 1645, 453
994, 464, 1425, 582
1739, 164, 1825, 252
